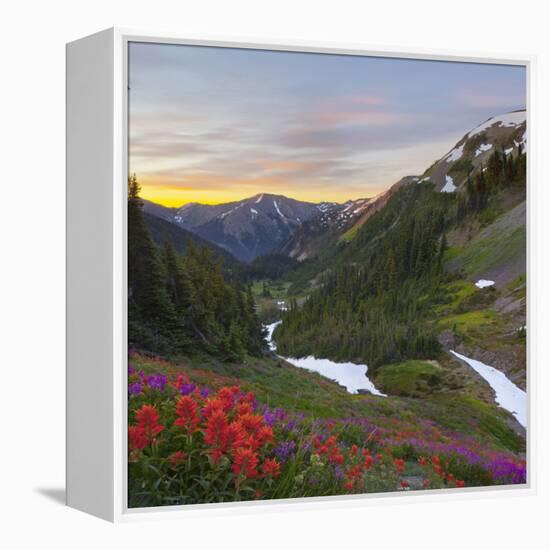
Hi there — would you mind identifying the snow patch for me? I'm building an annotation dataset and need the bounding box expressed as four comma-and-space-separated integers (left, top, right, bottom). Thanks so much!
475, 143, 493, 157
475, 279, 495, 289
445, 144, 464, 163
515, 131, 527, 149
273, 200, 284, 217
255, 194, 264, 203
219, 206, 238, 219
418, 176, 431, 184
317, 202, 337, 213
283, 356, 387, 396
450, 351, 526, 428
250, 208, 258, 215
468, 111, 526, 138
441, 175, 456, 193
264, 322, 386, 396
505, 147, 514, 156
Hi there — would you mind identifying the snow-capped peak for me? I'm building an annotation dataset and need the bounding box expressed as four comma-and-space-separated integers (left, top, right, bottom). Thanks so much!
468, 110, 526, 138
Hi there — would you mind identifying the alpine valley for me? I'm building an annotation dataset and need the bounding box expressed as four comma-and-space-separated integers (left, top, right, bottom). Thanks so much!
128, 110, 527, 507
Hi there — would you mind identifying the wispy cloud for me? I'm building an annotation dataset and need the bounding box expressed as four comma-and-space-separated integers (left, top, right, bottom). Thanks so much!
129, 43, 526, 206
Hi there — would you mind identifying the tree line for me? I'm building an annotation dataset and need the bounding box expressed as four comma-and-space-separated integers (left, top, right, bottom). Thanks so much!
128, 175, 264, 360
275, 182, 451, 370
457, 146, 526, 218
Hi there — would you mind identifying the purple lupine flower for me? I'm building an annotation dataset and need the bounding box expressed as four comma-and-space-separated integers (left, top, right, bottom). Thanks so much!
284, 419, 296, 432
263, 411, 277, 427
273, 440, 296, 463
128, 382, 143, 395
145, 374, 167, 391
200, 387, 210, 399
180, 383, 196, 396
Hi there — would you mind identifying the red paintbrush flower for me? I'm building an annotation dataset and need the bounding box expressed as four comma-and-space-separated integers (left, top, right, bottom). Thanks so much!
174, 395, 199, 433
261, 458, 281, 478
203, 410, 249, 461
393, 458, 405, 473
236, 402, 253, 416
203, 409, 229, 448
232, 447, 259, 479
201, 397, 228, 419
241, 391, 256, 404
347, 464, 363, 480
363, 455, 373, 470
224, 421, 249, 452
128, 425, 148, 450
217, 386, 240, 408
256, 425, 274, 447
238, 413, 264, 434
329, 447, 344, 465
134, 404, 164, 439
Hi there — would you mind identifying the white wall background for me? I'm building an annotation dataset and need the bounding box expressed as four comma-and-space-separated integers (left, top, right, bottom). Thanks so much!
1, 0, 548, 547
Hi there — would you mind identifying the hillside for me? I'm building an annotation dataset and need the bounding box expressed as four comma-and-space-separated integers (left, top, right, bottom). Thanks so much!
274, 109, 527, 394
419, 110, 526, 193
143, 211, 243, 274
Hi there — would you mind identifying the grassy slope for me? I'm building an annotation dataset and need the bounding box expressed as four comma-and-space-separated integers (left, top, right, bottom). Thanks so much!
433, 275, 526, 388
373, 360, 443, 397
446, 200, 526, 287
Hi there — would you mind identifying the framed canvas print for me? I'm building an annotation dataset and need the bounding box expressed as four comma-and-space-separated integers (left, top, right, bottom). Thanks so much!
66, 28, 533, 522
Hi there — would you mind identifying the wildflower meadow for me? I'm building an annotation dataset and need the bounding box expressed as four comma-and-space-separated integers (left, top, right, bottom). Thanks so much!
128, 357, 526, 508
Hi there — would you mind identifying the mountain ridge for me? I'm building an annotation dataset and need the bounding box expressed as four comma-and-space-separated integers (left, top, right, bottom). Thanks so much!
144, 193, 354, 262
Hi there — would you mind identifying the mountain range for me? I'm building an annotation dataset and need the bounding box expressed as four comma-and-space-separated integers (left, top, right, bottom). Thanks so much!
143, 193, 335, 262
142, 109, 526, 268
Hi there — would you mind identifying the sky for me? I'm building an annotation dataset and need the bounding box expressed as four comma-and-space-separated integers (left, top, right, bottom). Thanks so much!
128, 42, 526, 207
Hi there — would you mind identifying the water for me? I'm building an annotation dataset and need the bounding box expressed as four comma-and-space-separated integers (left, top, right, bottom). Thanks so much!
264, 321, 386, 396
450, 350, 527, 428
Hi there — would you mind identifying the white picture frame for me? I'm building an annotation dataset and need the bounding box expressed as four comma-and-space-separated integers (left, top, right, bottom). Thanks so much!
66, 27, 535, 522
